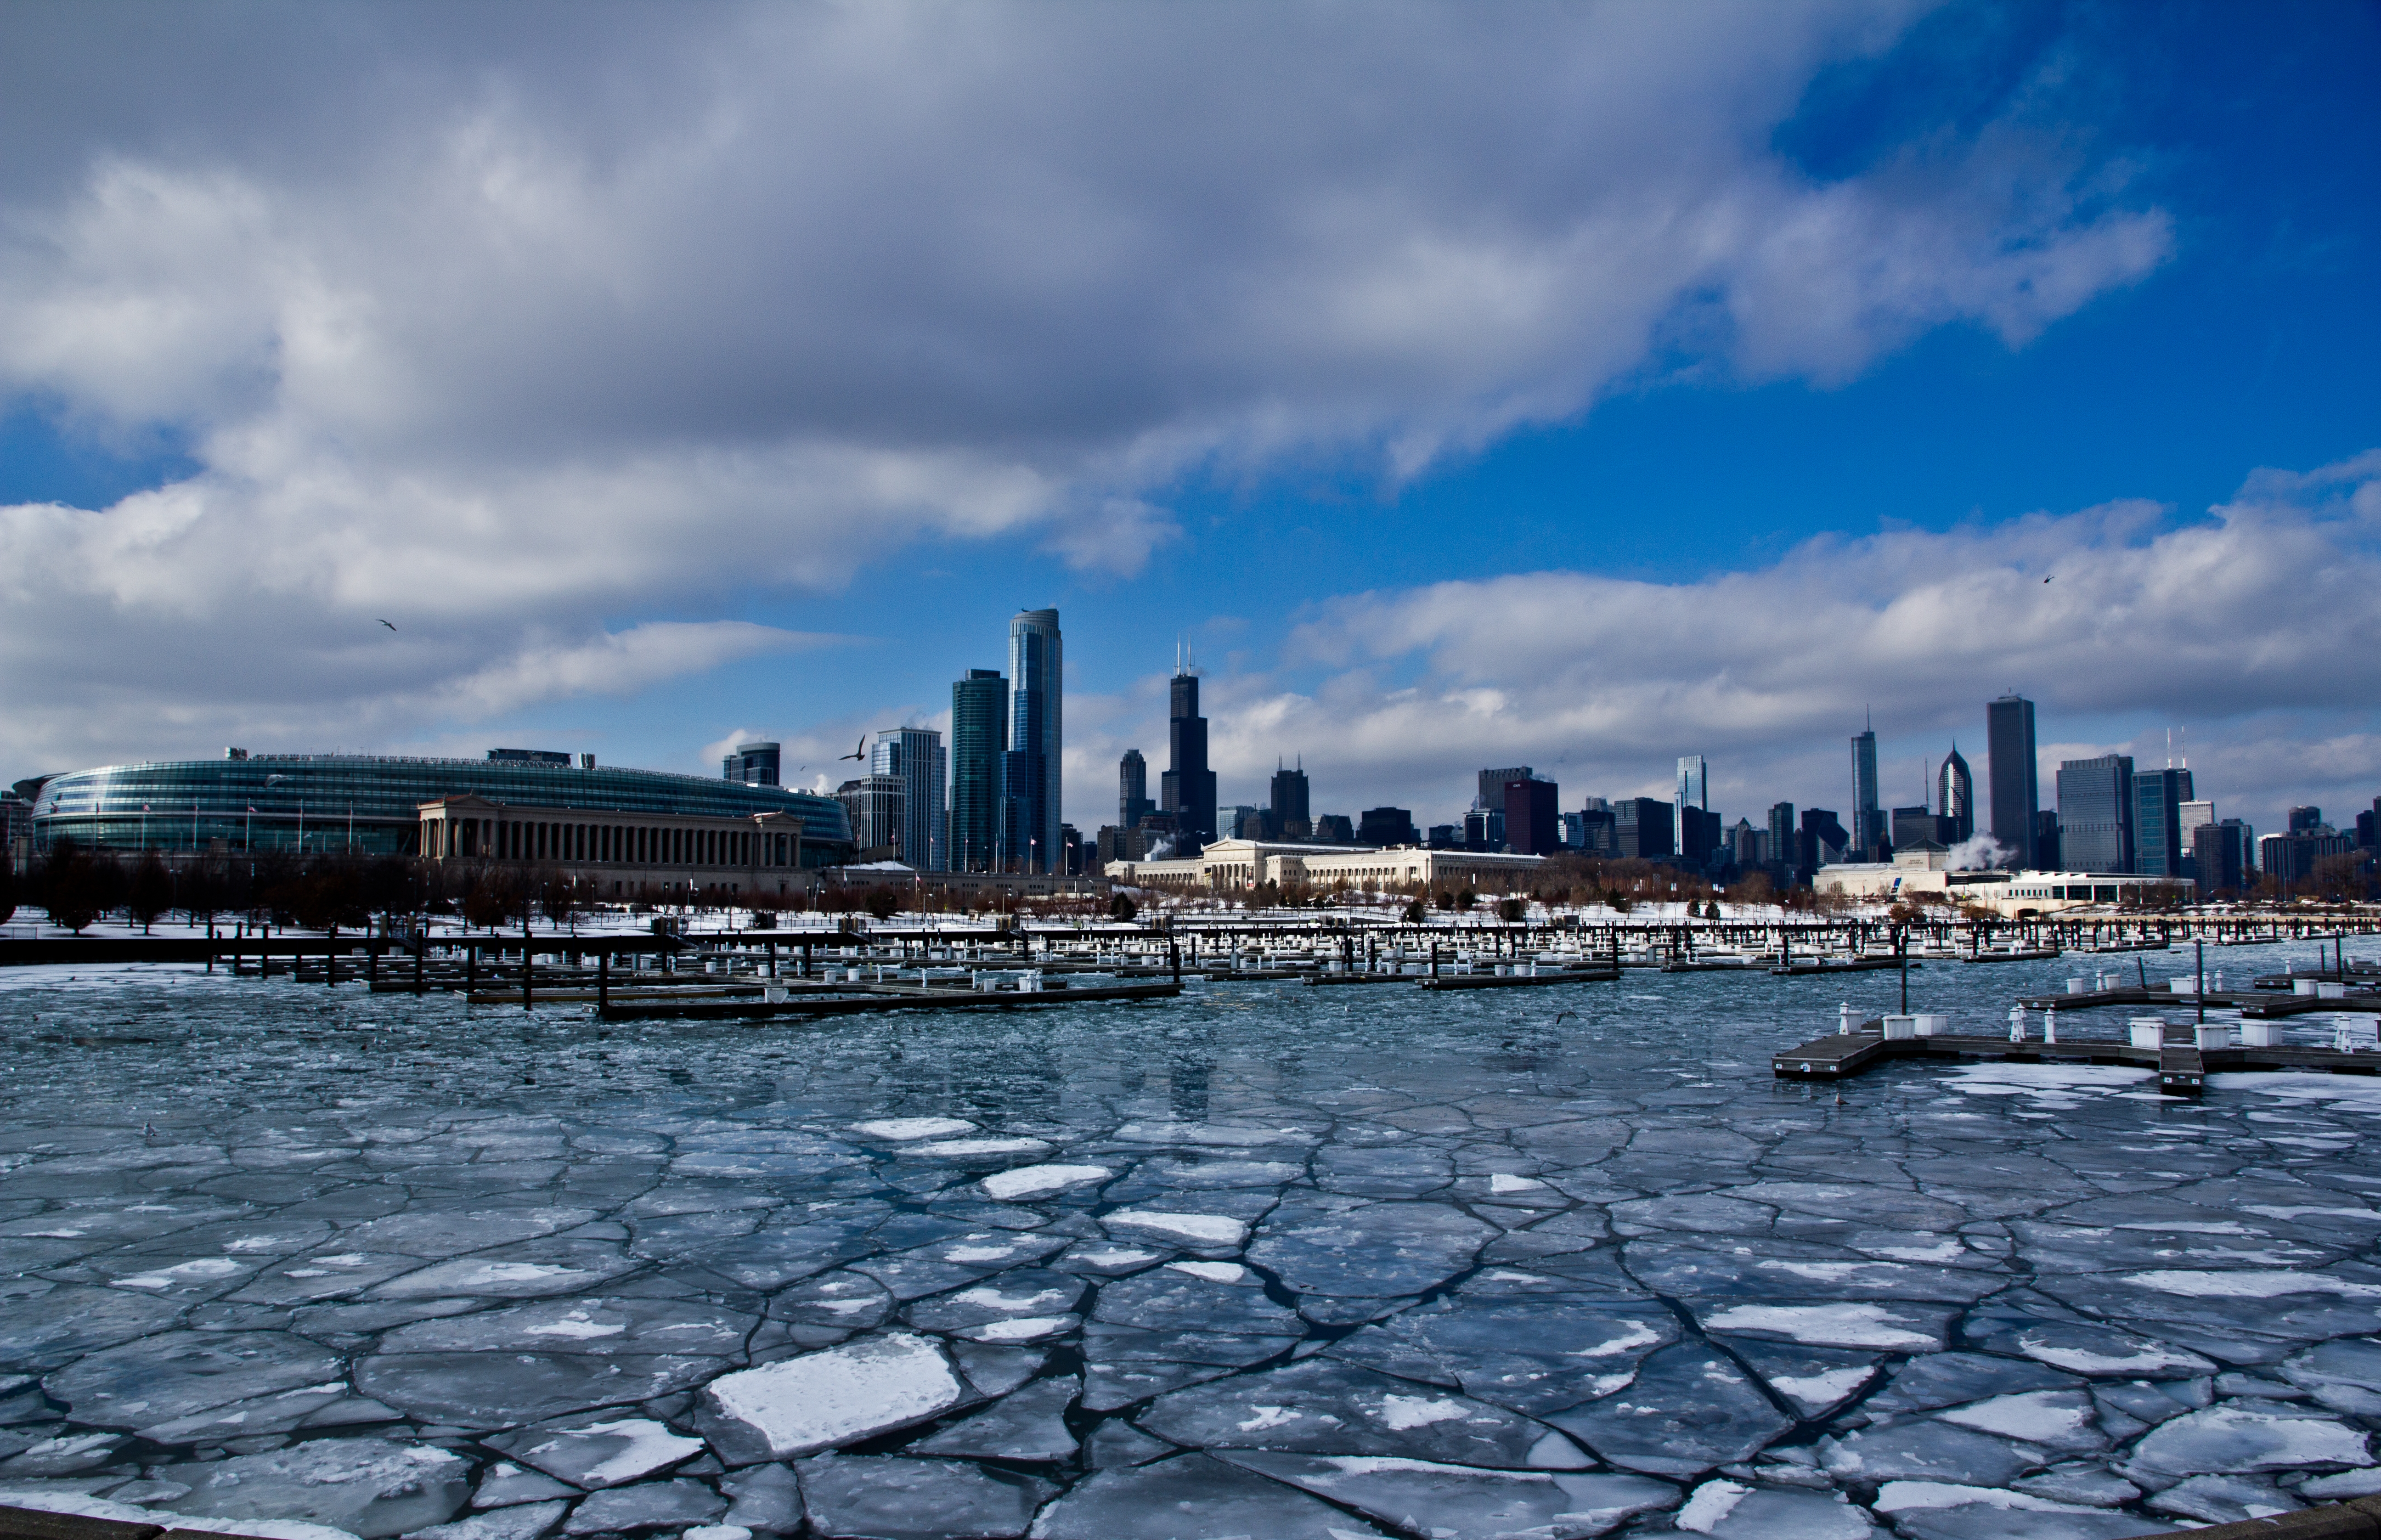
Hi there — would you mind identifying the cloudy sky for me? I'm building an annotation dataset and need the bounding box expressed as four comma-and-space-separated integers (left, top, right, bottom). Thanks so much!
3, 0, 2376, 839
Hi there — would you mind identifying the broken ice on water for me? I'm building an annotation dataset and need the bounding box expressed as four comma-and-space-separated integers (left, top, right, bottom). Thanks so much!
4, 940, 2381, 1537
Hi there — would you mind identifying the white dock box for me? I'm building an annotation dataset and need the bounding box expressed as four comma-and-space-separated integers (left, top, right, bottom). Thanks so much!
1914, 1013, 1948, 1036
2129, 1018, 2168, 1049
1880, 1015, 1916, 1040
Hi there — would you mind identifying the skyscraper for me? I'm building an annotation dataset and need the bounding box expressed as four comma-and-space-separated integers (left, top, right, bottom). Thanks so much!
1851, 725, 1882, 856
1007, 609, 1063, 874
1986, 694, 2039, 866
722, 741, 781, 786
1269, 759, 1310, 840
870, 727, 947, 871
1936, 746, 1973, 844
1503, 775, 1560, 855
1478, 767, 1535, 806
948, 668, 1007, 872
1162, 660, 1217, 849
2056, 753, 2134, 874
1118, 750, 1155, 829
1767, 802, 1797, 872
1675, 756, 1707, 826
2133, 767, 2195, 879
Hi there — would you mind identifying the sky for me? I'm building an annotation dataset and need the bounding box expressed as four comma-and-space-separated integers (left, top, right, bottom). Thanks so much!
3, 0, 2377, 842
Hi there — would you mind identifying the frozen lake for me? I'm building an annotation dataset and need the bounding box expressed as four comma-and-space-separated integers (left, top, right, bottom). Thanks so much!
3, 943, 2380, 1539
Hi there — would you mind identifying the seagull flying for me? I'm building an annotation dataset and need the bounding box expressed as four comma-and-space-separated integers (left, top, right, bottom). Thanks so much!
378, 618, 397, 629
2042, 575, 2053, 583
838, 737, 866, 762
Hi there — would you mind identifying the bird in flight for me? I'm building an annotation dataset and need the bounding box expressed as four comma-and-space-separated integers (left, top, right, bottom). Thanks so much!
2042, 575, 2053, 583
378, 619, 397, 630
839, 737, 865, 762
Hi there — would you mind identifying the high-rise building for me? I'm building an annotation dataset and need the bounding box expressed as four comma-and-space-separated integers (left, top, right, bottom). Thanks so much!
1616, 797, 1674, 860
2289, 805, 2325, 833
722, 741, 781, 787
1986, 694, 2039, 865
1269, 759, 1311, 840
1675, 756, 1707, 821
1851, 727, 1882, 856
1118, 750, 1155, 829
1502, 777, 1560, 856
1936, 746, 1973, 844
2132, 767, 2195, 879
835, 774, 904, 857
1357, 807, 1419, 847
1767, 802, 1797, 872
1890, 806, 1943, 850
2056, 754, 2135, 874
1463, 801, 1506, 851
1007, 609, 1063, 874
1162, 661, 1217, 851
1730, 818, 1763, 868
1313, 814, 1355, 843
2178, 799, 2215, 879
870, 727, 947, 871
2194, 819, 2249, 898
1578, 804, 1616, 855
2031, 809, 2060, 872
949, 668, 1007, 872
1478, 767, 1535, 806
1801, 807, 1848, 868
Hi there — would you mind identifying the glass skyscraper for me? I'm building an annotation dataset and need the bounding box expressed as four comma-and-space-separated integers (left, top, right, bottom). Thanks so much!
2133, 767, 2195, 879
1007, 609, 1063, 874
1935, 745, 1974, 844
1163, 665, 1217, 848
948, 668, 1007, 872
870, 727, 947, 872
2055, 753, 2134, 874
1850, 727, 1881, 856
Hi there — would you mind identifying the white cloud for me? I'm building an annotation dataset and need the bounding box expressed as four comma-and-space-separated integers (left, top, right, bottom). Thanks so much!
1098, 454, 2381, 832
0, 1, 2175, 779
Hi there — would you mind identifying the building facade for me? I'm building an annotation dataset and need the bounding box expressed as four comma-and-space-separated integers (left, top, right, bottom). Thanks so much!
1106, 837, 1545, 895
1269, 760, 1311, 840
1356, 806, 1420, 847
722, 741, 781, 786
1851, 728, 1883, 857
1502, 775, 1560, 855
871, 727, 947, 871
418, 797, 810, 902
1986, 694, 2039, 864
2055, 753, 2135, 874
948, 668, 1007, 872
2133, 767, 2195, 880
835, 773, 905, 858
1118, 750, 1155, 829
31, 750, 852, 862
1936, 746, 1974, 844
1162, 666, 1218, 850
1007, 609, 1064, 874
1615, 797, 1673, 860
2193, 819, 2251, 897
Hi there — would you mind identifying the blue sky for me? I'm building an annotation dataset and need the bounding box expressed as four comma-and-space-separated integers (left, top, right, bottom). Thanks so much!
3, 0, 2377, 839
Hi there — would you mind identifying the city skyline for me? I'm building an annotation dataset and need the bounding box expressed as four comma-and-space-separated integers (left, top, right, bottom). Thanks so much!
0, 5, 2375, 847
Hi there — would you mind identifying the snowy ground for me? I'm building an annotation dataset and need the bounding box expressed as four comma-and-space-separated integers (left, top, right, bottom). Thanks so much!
2, 944, 2379, 1539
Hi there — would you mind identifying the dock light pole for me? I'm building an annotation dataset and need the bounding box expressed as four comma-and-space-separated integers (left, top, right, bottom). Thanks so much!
2196, 938, 2205, 1027
1897, 926, 1909, 1015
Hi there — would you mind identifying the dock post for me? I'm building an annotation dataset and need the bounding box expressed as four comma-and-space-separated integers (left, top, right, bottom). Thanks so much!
1897, 929, 1908, 1015
466, 944, 477, 999
524, 953, 533, 1010
1170, 941, 1181, 985
368, 945, 378, 985
1839, 1001, 1852, 1036
2009, 1004, 2026, 1043
2045, 1003, 2058, 1043
599, 952, 609, 1015
2196, 939, 2205, 1027
414, 940, 426, 996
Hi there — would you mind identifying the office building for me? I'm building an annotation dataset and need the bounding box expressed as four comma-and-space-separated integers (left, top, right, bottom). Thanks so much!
2178, 799, 2215, 878
1936, 746, 1973, 844
1162, 661, 1217, 851
1427, 824, 1461, 848
2193, 819, 2250, 898
1357, 807, 1420, 847
1851, 726, 1883, 857
1577, 804, 1617, 855
1107, 837, 1547, 895
2032, 810, 2060, 872
1269, 759, 1311, 840
2056, 754, 2134, 874
1730, 818, 1763, 868
722, 741, 781, 787
1478, 767, 1535, 806
1224, 805, 1267, 841
1679, 805, 1723, 865
2290, 805, 2325, 833
1463, 800, 1505, 851
1118, 750, 1155, 829
2132, 767, 2194, 879
1502, 774, 1560, 856
1313, 814, 1355, 843
33, 749, 852, 865
1007, 609, 1064, 874
870, 727, 947, 871
1559, 811, 1586, 850
1616, 797, 1674, 860
1802, 808, 1848, 868
835, 774, 905, 859
1986, 694, 2039, 864
1767, 802, 1797, 873
1675, 756, 1707, 821
949, 668, 1007, 872
1891, 806, 1944, 851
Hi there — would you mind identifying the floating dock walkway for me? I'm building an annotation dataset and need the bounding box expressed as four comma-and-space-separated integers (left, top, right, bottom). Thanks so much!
1772, 1019, 2381, 1097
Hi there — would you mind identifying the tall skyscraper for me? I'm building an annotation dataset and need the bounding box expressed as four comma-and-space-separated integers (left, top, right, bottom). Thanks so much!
1936, 746, 1973, 844
1503, 775, 1560, 855
1269, 758, 1310, 840
1986, 694, 2039, 865
1118, 750, 1155, 829
1767, 802, 1797, 870
2133, 767, 2195, 879
1615, 797, 1674, 860
1007, 609, 1063, 873
1851, 725, 1882, 856
2056, 754, 2134, 874
1675, 756, 1707, 821
722, 741, 780, 786
1162, 660, 1217, 849
949, 668, 1007, 872
1478, 767, 1535, 806
870, 727, 947, 871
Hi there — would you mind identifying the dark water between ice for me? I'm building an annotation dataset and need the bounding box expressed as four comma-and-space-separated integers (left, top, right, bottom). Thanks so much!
3, 946, 2380, 1539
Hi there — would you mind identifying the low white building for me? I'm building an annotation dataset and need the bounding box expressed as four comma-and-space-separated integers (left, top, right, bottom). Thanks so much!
1814, 846, 2182, 913
1106, 837, 1545, 894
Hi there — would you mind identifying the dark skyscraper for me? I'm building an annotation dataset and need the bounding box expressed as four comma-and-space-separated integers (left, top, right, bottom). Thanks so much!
949, 668, 1006, 872
1616, 797, 1674, 860
1269, 759, 1310, 840
1502, 775, 1560, 855
722, 741, 780, 786
1007, 609, 1063, 874
2133, 767, 2195, 879
2057, 753, 2135, 873
1118, 749, 1154, 829
1986, 694, 2039, 865
1767, 801, 1797, 871
1162, 662, 1218, 849
1936, 746, 1973, 844
1357, 807, 1419, 846
1850, 725, 1882, 856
